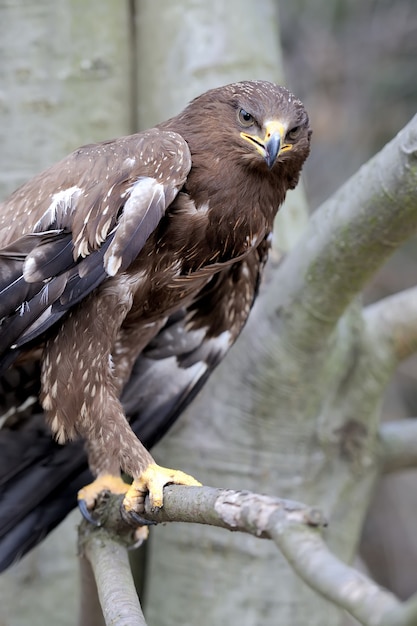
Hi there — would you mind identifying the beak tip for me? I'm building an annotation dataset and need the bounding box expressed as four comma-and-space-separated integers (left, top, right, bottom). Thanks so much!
265, 134, 281, 168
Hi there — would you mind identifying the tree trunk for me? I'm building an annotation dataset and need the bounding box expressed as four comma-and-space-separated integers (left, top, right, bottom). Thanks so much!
0, 0, 132, 199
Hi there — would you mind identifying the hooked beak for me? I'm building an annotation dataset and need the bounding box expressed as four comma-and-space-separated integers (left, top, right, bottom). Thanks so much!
240, 120, 292, 169
264, 132, 281, 169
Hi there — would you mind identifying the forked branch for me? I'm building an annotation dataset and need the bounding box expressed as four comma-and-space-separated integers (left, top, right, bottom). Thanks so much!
79, 485, 417, 626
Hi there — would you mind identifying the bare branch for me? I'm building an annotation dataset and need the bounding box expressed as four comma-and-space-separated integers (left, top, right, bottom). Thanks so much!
379, 419, 417, 473
78, 555, 106, 626
264, 115, 417, 351
78, 487, 323, 625
82, 486, 326, 540
79, 516, 148, 626
268, 518, 400, 626
363, 287, 417, 364
79, 485, 417, 626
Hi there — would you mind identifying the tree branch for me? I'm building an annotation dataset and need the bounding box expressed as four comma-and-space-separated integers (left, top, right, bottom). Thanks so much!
78, 554, 106, 626
379, 419, 417, 473
264, 115, 417, 352
143, 485, 327, 534
79, 507, 148, 626
364, 287, 417, 364
268, 517, 400, 626
78, 485, 417, 626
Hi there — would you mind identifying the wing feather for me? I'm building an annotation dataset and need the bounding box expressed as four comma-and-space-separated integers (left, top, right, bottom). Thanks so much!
103, 177, 166, 276
0, 129, 192, 367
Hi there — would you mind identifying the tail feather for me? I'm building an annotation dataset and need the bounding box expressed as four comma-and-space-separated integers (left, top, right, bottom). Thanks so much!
0, 413, 90, 570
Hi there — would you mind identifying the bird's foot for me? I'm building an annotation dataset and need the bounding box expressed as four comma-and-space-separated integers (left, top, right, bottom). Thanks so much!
78, 474, 130, 526
78, 474, 151, 544
121, 462, 202, 525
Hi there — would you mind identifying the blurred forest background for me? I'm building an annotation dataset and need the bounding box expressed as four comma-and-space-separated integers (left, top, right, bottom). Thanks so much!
283, 0, 416, 209
1, 0, 417, 622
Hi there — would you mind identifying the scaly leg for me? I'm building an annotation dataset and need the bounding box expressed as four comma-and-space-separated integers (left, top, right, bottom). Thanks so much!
79, 407, 200, 525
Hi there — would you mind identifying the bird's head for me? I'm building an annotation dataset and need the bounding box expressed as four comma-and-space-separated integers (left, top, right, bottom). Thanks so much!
229, 82, 311, 173
172, 80, 311, 177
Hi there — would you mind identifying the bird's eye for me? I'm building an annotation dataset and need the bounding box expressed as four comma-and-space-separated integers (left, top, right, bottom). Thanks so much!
238, 108, 255, 127
286, 126, 301, 141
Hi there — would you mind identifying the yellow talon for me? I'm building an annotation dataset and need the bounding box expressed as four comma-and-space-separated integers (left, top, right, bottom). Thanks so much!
123, 462, 202, 512
77, 473, 129, 510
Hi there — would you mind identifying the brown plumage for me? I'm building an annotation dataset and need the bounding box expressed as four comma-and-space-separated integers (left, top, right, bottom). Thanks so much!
0, 81, 311, 566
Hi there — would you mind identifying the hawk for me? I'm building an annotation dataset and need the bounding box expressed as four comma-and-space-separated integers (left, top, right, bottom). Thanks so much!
0, 81, 311, 569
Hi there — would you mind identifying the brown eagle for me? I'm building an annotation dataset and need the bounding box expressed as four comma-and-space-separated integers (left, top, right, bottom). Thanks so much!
0, 81, 311, 569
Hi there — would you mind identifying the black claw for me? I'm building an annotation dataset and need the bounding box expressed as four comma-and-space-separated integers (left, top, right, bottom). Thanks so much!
120, 504, 157, 527
78, 499, 101, 526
